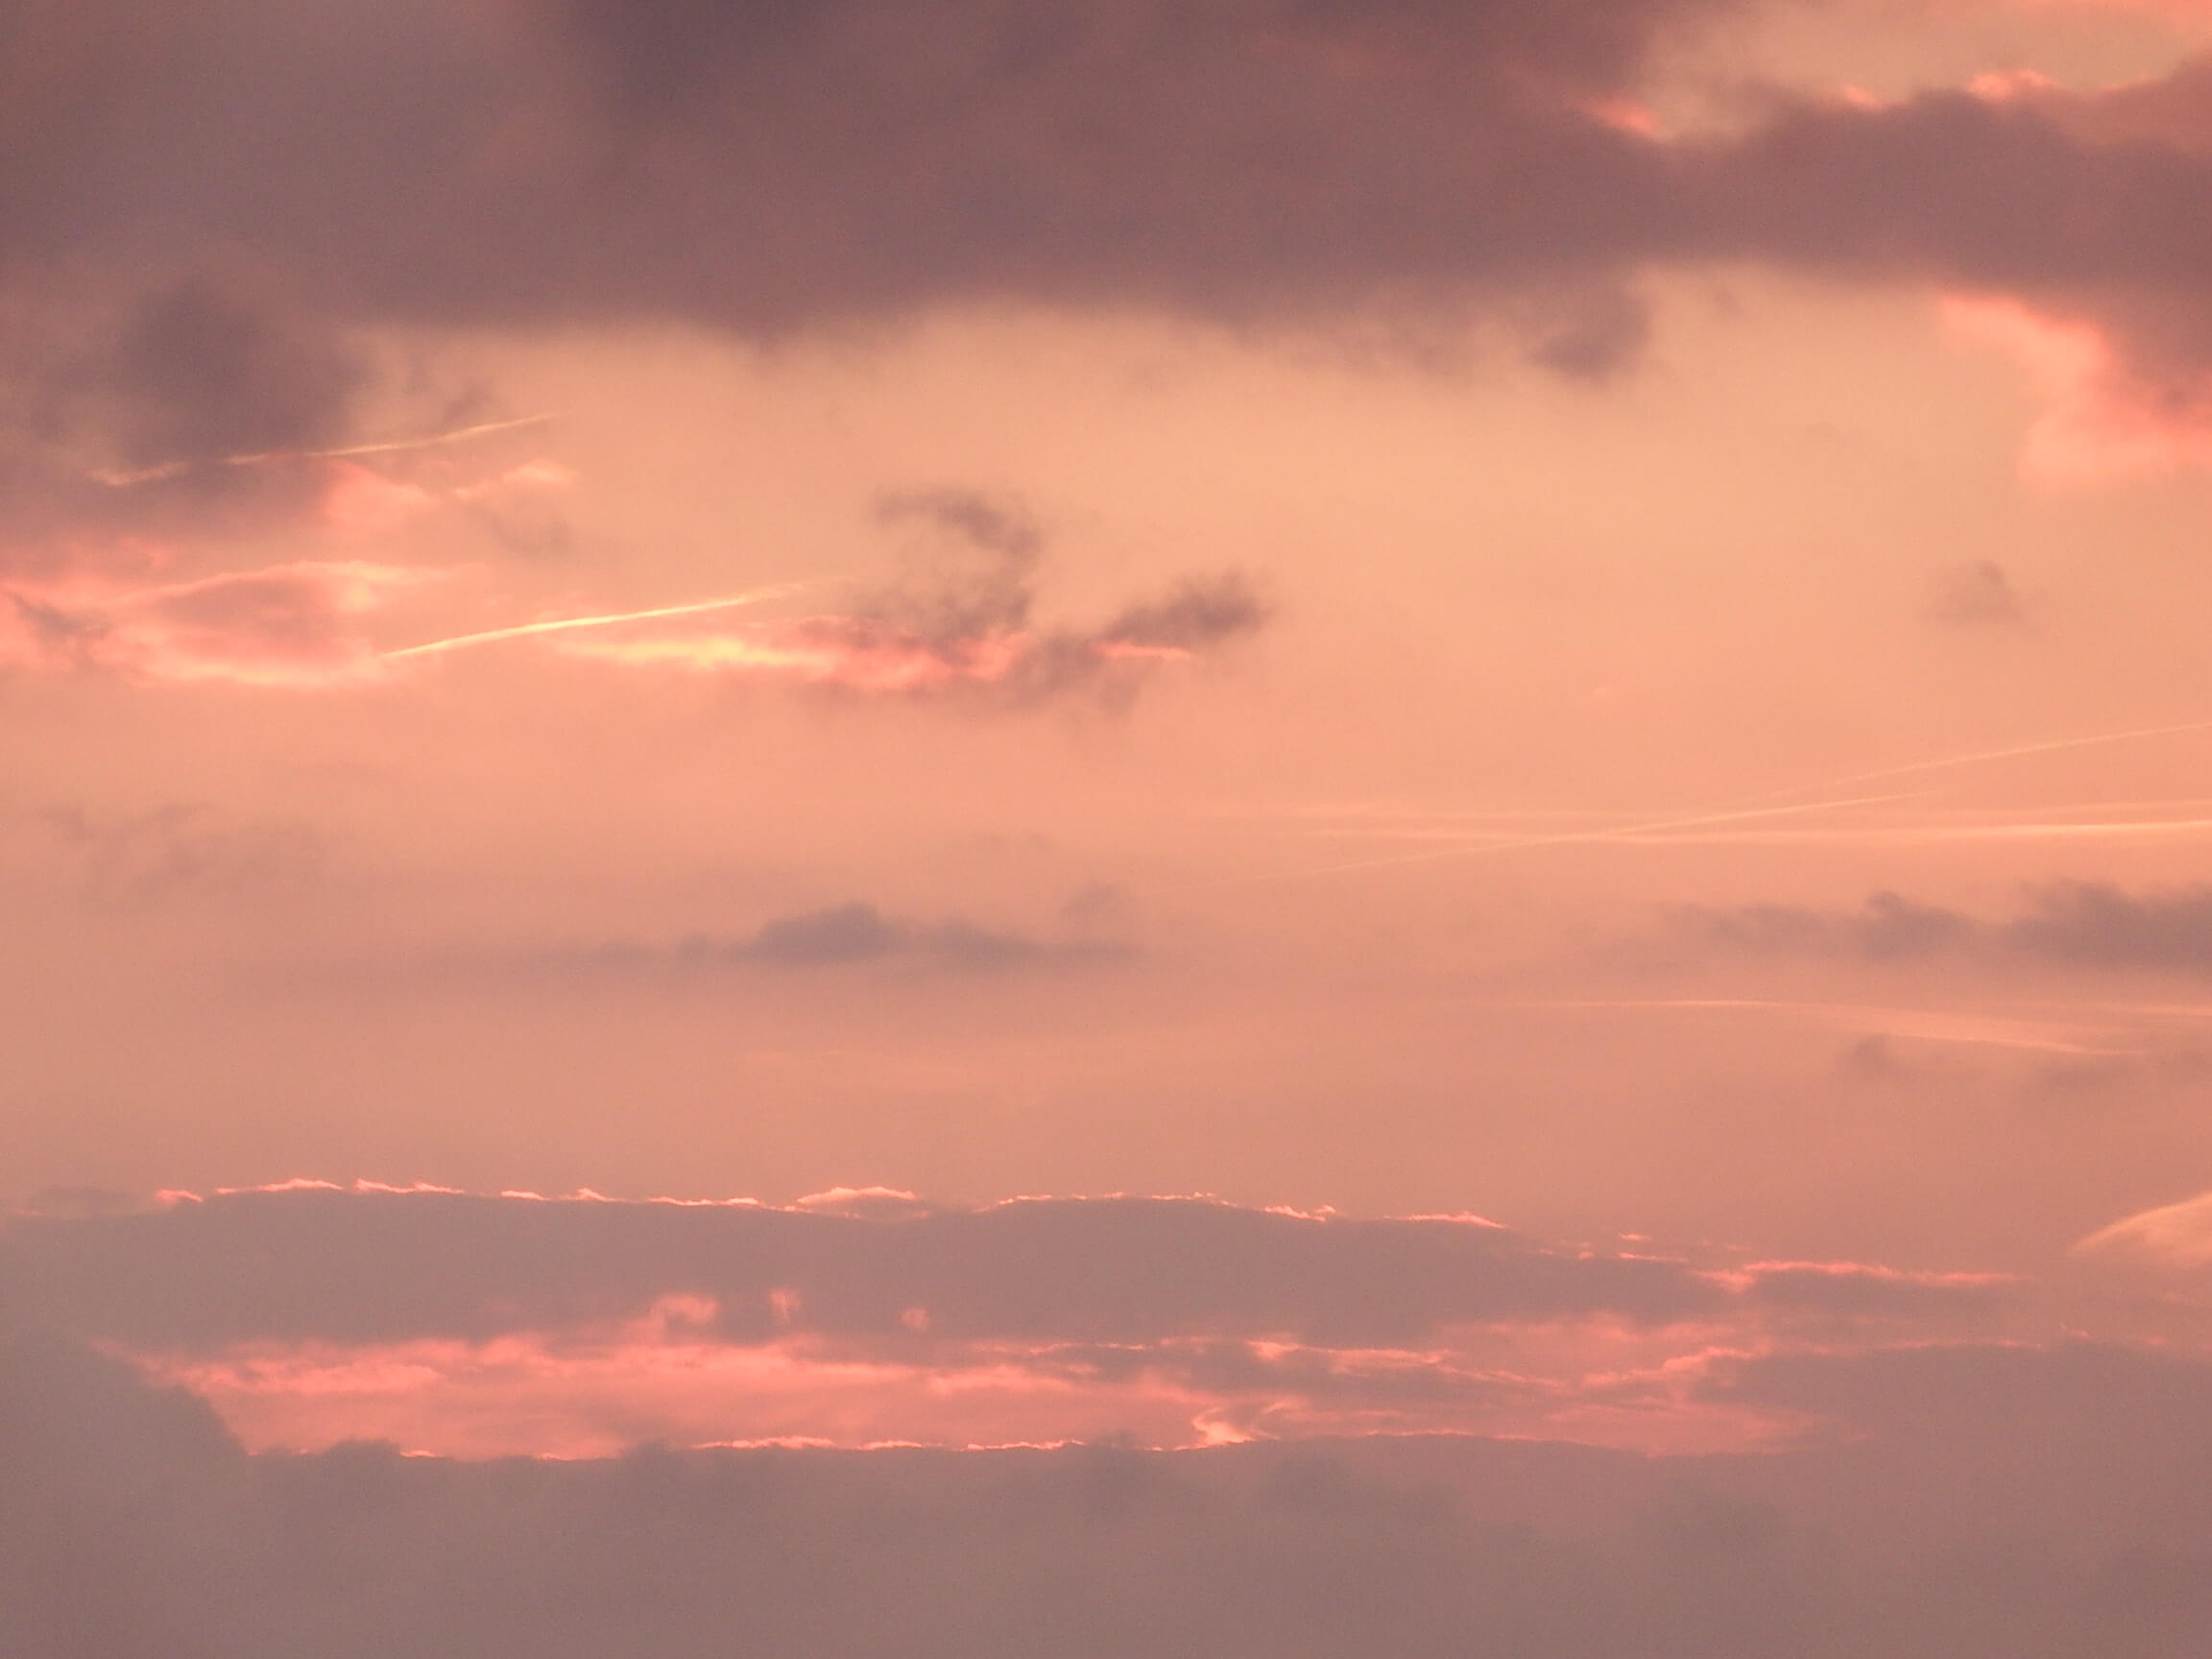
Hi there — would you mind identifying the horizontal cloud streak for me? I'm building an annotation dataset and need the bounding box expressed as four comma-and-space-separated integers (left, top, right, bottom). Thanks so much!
3, 1190, 1724, 1350
561, 902, 1132, 974
1685, 881, 2212, 975
0, 1187, 2051, 1456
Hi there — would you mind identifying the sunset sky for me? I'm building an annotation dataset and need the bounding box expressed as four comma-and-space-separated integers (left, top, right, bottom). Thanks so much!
13, 0, 2212, 1649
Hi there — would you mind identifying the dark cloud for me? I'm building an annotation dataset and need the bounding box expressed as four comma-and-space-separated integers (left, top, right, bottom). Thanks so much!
876, 489, 1044, 562
751, 488, 1271, 704
568, 901, 1128, 974
1687, 882, 2212, 976
1094, 572, 1270, 654
1527, 286, 1654, 382
1683, 889, 1974, 961
2006, 882, 2212, 974
1929, 560, 2027, 627
99, 277, 366, 469
0, 1190, 1722, 1351
11, 1329, 2212, 1658
11, 0, 2212, 508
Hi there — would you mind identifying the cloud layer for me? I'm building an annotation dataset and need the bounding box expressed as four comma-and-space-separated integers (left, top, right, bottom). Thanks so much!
1688, 881, 2212, 974
9, 1327, 2212, 1659
13, 0, 2212, 484
0, 1187, 2046, 1456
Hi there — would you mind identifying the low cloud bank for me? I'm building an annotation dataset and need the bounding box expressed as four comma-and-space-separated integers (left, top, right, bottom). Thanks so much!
7, 1332, 2212, 1659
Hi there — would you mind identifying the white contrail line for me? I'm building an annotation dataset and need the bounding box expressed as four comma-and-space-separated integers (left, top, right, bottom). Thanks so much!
1741, 718, 2212, 802
384, 586, 799, 660
1181, 717, 2212, 889
92, 415, 560, 486
1291, 815, 2212, 849
1180, 791, 1921, 889
1495, 997, 2139, 1057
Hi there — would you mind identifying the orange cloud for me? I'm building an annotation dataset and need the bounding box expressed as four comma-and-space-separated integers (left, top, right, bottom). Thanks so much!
123, 1319, 1789, 1460
1943, 293, 2212, 480
1, 561, 433, 687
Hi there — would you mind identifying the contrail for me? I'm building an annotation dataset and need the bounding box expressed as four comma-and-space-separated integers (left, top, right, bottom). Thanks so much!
1182, 790, 1922, 888
92, 414, 559, 486
1190, 716, 2212, 888
1299, 814, 2212, 849
1741, 718, 2212, 803
1493, 997, 2138, 1057
385, 586, 799, 660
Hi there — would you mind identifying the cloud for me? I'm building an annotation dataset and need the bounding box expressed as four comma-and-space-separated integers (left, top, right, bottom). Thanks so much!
1927, 559, 2026, 627
729, 902, 1120, 971
2076, 1189, 2212, 1269
559, 902, 1131, 975
2006, 881, 2212, 973
11, 1328, 2212, 1657
0, 473, 1262, 702
95, 277, 366, 470
41, 802, 327, 902
1686, 881, 2212, 975
1682, 890, 1975, 961
3, 1190, 1724, 1353
542, 492, 1266, 702
0, 560, 432, 686
0, 1187, 2062, 1457
15, 0, 2212, 491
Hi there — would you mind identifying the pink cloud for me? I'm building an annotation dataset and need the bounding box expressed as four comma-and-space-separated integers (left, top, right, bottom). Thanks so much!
1, 560, 433, 686
2074, 1188, 2212, 1268
548, 614, 1033, 689
121, 1318, 1796, 1460
1943, 293, 2212, 481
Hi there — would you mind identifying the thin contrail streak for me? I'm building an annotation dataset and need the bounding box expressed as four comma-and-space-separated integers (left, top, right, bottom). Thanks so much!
1182, 791, 1920, 888
1192, 717, 2212, 888
384, 586, 798, 660
1294, 815, 2212, 848
93, 415, 560, 486
1743, 718, 2212, 802
1491, 998, 2137, 1057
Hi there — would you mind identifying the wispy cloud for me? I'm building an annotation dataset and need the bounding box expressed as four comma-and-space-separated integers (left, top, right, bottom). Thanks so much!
1685, 881, 2212, 977
558, 902, 1132, 976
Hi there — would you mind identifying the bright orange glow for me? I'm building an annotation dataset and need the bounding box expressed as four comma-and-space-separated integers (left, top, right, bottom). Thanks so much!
123, 1323, 1792, 1460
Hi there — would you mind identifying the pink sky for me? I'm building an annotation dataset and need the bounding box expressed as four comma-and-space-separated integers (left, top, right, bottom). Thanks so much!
12, 0, 2212, 1649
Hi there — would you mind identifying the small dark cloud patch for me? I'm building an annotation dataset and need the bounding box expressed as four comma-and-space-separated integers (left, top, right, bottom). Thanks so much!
1527, 287, 1652, 383
1095, 572, 1269, 653
2007, 882, 2212, 974
1061, 882, 1139, 940
1684, 890, 1973, 961
574, 902, 1130, 977
1687, 881, 2212, 977
1929, 561, 2027, 627
739, 902, 906, 966
776, 485, 1271, 708
42, 802, 327, 902
876, 489, 1043, 562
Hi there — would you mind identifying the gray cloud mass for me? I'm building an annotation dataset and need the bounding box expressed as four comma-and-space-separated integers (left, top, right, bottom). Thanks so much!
9, 0, 2212, 515
0, 1190, 1723, 1349
7, 1328, 2212, 1658
1689, 882, 2212, 974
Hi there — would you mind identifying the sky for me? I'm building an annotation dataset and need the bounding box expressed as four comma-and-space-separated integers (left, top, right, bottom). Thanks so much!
13, 0, 2212, 1650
